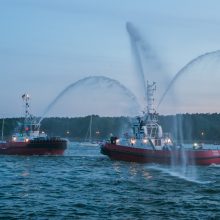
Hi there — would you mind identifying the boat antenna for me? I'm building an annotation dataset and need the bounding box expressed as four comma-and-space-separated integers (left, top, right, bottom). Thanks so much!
85, 115, 93, 142
147, 81, 156, 113
89, 115, 92, 142
22, 93, 38, 132
1, 118, 4, 141
22, 94, 31, 122
146, 81, 157, 124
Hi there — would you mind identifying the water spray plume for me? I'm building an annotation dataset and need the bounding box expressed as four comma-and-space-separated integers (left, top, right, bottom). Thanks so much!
126, 22, 159, 62
126, 22, 147, 103
126, 21, 168, 108
126, 22, 142, 43
158, 50, 220, 109
38, 76, 140, 124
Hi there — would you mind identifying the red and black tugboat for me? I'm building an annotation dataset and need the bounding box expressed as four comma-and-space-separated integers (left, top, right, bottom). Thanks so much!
0, 94, 67, 155
101, 82, 220, 165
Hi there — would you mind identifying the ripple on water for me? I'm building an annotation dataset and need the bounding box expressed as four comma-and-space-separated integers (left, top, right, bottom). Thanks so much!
0, 144, 220, 219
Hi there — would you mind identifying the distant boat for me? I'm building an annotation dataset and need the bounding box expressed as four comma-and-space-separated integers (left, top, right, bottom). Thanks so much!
80, 115, 99, 147
0, 94, 67, 155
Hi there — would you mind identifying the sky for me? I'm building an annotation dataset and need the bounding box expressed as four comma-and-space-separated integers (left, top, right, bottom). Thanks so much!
1, 0, 220, 117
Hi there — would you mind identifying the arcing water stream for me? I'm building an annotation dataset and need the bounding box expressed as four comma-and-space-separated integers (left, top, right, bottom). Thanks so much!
154, 50, 220, 181
126, 22, 148, 103
126, 22, 169, 108
38, 76, 141, 124
157, 50, 220, 108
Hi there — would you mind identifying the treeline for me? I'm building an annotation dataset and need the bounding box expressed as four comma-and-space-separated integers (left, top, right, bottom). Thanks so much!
0, 116, 130, 142
159, 113, 220, 142
1, 114, 220, 142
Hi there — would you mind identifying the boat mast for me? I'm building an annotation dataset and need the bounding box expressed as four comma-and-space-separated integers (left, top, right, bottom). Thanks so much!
146, 81, 157, 123
1, 118, 4, 141
22, 94, 32, 133
89, 115, 92, 141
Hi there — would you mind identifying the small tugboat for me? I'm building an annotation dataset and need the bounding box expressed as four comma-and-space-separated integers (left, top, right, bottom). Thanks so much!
0, 94, 67, 155
101, 82, 220, 165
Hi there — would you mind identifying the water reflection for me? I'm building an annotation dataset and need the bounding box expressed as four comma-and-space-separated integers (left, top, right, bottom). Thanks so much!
113, 161, 153, 181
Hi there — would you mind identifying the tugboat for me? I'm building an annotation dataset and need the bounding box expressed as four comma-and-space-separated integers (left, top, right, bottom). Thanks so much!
0, 94, 67, 155
101, 82, 220, 165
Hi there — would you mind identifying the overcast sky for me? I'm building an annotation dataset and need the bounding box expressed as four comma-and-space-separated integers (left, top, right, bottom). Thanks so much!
1, 0, 220, 117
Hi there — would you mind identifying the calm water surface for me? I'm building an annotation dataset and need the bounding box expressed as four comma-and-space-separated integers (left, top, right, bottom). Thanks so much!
0, 142, 220, 219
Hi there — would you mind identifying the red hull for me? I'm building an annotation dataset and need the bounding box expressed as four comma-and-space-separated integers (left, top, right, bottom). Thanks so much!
0, 139, 67, 155
101, 143, 220, 165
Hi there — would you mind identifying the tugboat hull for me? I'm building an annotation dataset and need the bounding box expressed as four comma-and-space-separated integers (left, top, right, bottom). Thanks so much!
0, 139, 67, 155
100, 81, 220, 166
101, 143, 220, 166
0, 93, 68, 156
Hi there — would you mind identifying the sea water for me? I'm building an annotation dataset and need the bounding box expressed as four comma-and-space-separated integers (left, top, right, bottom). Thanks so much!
0, 142, 219, 219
